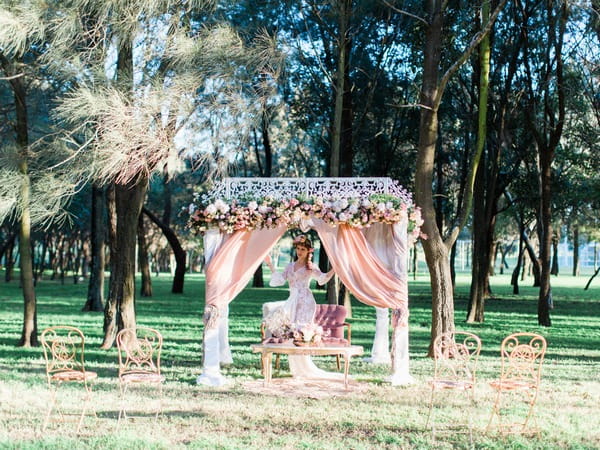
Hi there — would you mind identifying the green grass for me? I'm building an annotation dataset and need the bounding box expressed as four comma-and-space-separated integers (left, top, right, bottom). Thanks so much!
0, 272, 599, 449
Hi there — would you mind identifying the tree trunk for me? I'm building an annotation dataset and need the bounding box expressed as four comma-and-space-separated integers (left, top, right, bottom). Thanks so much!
537, 150, 553, 326
83, 186, 105, 312
138, 213, 152, 297
422, 239, 455, 355
252, 104, 274, 288
327, 0, 353, 311
142, 207, 186, 293
5, 54, 38, 347
466, 0, 493, 324
2, 233, 16, 282
551, 233, 559, 276
101, 177, 148, 348
415, 1, 455, 355
34, 234, 47, 284
449, 241, 457, 288
584, 266, 600, 290
528, 2, 569, 327
512, 227, 524, 295
467, 164, 493, 323
572, 224, 579, 276
253, 265, 265, 288
412, 242, 418, 279
522, 229, 542, 286
102, 184, 117, 344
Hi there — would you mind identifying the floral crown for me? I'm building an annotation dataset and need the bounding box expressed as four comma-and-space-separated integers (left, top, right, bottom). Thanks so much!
293, 235, 314, 252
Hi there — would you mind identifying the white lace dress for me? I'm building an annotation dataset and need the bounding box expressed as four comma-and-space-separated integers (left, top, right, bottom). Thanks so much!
269, 263, 332, 326
268, 263, 344, 380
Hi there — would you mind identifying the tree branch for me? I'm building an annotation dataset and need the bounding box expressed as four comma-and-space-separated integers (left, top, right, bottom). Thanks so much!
434, 0, 509, 111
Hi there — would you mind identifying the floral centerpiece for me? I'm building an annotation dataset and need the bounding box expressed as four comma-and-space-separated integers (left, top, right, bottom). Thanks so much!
263, 309, 325, 346
292, 323, 324, 346
188, 192, 424, 242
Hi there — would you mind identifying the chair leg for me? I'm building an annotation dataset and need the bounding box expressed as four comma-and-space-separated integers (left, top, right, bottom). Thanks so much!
117, 383, 128, 427
487, 389, 505, 434
76, 384, 96, 434
275, 354, 281, 370
43, 385, 58, 431
155, 383, 164, 421
336, 354, 341, 371
425, 386, 435, 430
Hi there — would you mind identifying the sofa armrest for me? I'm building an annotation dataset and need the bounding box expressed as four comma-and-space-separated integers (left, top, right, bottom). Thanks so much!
343, 322, 352, 345
260, 322, 266, 340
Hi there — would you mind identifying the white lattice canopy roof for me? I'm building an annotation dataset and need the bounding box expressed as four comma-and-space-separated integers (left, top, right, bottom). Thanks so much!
207, 177, 411, 203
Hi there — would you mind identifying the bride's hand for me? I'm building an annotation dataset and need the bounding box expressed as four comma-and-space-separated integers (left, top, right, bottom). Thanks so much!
264, 254, 273, 269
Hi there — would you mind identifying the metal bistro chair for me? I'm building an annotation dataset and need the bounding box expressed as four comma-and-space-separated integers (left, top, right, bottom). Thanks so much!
116, 327, 165, 425
486, 332, 547, 436
426, 331, 482, 442
41, 326, 98, 433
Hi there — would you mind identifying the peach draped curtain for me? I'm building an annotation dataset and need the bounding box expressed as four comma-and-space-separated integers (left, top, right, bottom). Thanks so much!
205, 225, 287, 307
311, 219, 407, 309
205, 220, 406, 310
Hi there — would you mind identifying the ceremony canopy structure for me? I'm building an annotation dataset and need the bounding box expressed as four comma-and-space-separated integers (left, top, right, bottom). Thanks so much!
189, 177, 422, 386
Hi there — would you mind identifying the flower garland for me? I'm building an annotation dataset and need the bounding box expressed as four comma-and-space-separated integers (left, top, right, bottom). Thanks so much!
188, 193, 424, 241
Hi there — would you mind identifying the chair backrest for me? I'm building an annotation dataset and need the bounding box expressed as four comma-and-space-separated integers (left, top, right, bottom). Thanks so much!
116, 327, 163, 378
41, 326, 88, 378
314, 304, 347, 339
499, 333, 547, 387
432, 331, 482, 383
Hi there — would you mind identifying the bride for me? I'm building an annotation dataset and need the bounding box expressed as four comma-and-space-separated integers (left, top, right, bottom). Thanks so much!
264, 234, 344, 380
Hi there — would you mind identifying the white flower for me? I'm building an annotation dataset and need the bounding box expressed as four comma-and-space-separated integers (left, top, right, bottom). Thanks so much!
361, 199, 371, 208
339, 198, 349, 209
188, 203, 196, 214
376, 202, 386, 212
348, 204, 358, 215
205, 204, 217, 215
258, 205, 268, 214
338, 212, 348, 222
215, 199, 230, 213
248, 201, 258, 211
386, 201, 393, 209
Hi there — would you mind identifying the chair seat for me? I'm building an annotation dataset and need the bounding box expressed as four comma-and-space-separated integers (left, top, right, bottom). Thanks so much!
51, 370, 98, 382
121, 373, 165, 384
489, 379, 536, 391
431, 379, 474, 390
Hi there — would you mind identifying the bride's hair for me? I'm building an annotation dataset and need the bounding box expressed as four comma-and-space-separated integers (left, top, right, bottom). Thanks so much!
293, 234, 314, 270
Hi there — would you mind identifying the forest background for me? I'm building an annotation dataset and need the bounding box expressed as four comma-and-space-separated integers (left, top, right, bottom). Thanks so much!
0, 0, 599, 351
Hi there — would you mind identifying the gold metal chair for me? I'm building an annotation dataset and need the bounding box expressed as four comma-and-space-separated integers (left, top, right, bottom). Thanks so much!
116, 326, 165, 424
486, 332, 547, 436
426, 331, 482, 442
41, 326, 98, 433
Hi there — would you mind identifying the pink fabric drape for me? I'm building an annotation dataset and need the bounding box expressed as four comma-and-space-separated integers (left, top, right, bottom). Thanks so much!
313, 220, 407, 309
205, 225, 287, 307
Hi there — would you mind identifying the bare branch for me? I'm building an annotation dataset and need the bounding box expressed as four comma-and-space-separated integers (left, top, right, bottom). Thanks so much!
386, 102, 434, 111
381, 0, 429, 25
434, 0, 509, 111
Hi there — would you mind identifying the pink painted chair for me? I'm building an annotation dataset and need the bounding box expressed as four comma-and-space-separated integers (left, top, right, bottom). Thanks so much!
41, 326, 98, 433
116, 326, 165, 425
313, 304, 351, 347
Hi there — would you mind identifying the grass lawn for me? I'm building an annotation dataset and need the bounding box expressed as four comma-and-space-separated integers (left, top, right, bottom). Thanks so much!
0, 271, 599, 449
